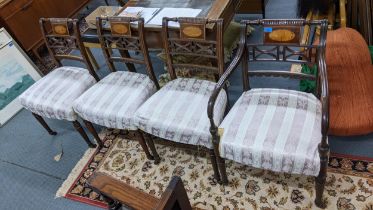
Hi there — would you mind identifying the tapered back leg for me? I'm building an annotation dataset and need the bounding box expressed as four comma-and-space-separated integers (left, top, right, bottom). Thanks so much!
32, 113, 57, 136
72, 120, 96, 148
83, 120, 104, 148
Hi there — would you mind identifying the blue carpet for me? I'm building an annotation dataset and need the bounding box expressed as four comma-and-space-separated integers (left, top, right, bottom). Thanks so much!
0, 161, 97, 210
0, 0, 372, 209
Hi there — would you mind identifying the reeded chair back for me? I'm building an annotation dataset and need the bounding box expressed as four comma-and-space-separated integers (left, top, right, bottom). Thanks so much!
39, 18, 99, 81
241, 19, 328, 98
162, 17, 225, 80
96, 16, 159, 89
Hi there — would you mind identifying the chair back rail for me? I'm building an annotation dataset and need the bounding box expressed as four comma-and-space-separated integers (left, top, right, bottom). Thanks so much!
246, 44, 318, 63
39, 18, 99, 81
248, 70, 317, 80
208, 19, 329, 144
96, 16, 160, 89
162, 17, 224, 79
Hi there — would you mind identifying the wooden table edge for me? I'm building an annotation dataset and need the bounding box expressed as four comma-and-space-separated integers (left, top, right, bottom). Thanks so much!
114, 0, 233, 30
88, 172, 160, 210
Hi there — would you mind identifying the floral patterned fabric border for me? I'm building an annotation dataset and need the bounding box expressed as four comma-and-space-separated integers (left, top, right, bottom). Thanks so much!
328, 155, 373, 179
61, 129, 373, 209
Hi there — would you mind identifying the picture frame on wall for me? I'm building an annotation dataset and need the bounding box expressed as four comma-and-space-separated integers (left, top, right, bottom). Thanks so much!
0, 28, 42, 127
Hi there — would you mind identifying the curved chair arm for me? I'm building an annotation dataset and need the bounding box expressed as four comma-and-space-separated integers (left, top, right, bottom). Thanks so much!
317, 20, 329, 148
319, 51, 329, 146
207, 23, 247, 142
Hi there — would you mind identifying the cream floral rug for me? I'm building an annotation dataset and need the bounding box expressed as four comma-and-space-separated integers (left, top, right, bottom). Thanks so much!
57, 129, 373, 210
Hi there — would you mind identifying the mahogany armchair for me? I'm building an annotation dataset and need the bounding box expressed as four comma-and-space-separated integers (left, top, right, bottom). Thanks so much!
208, 19, 329, 208
73, 16, 160, 160
19, 18, 100, 148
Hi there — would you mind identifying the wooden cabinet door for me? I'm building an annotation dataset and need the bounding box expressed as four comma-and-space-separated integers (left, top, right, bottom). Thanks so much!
237, 0, 267, 14
61, 0, 91, 17
0, 0, 90, 52
3, 0, 44, 50
38, 0, 90, 18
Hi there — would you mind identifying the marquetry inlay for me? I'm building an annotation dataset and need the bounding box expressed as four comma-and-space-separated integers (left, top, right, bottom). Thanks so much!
264, 26, 300, 44
110, 22, 131, 36
180, 23, 206, 40
269, 29, 296, 42
51, 22, 69, 36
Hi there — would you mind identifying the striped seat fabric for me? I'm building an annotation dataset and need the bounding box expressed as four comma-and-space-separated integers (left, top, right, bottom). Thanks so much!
219, 88, 322, 176
73, 71, 157, 130
19, 66, 96, 121
134, 78, 227, 149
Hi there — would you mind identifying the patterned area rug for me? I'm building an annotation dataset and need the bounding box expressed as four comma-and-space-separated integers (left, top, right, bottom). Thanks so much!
56, 129, 373, 209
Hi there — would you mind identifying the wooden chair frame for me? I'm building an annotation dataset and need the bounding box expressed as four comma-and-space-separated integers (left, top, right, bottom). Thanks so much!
163, 17, 225, 79
208, 19, 329, 208
96, 16, 159, 89
79, 16, 161, 159
40, 18, 99, 81
142, 17, 226, 182
33, 18, 102, 148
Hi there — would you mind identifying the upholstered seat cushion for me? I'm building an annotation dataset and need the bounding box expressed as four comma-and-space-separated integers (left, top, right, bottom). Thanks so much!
219, 88, 322, 176
73, 71, 157, 130
134, 78, 227, 149
19, 66, 96, 121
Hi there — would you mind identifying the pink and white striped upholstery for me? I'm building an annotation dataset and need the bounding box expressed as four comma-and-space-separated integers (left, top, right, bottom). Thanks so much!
19, 66, 96, 121
73, 71, 157, 130
219, 88, 322, 176
134, 78, 227, 149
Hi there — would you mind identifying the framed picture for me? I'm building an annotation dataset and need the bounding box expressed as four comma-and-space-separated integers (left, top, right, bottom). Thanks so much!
0, 28, 42, 127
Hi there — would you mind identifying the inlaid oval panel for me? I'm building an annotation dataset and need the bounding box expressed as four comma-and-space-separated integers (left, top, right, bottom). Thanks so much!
54, 25, 68, 35
112, 24, 129, 35
269, 29, 295, 42
182, 26, 203, 38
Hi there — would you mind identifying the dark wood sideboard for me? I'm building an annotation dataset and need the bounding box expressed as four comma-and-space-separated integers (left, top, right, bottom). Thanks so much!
237, 0, 268, 17
0, 0, 90, 59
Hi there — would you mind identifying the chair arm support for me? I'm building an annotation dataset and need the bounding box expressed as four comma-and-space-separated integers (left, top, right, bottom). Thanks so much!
316, 19, 329, 148
208, 24, 247, 139
318, 51, 329, 147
